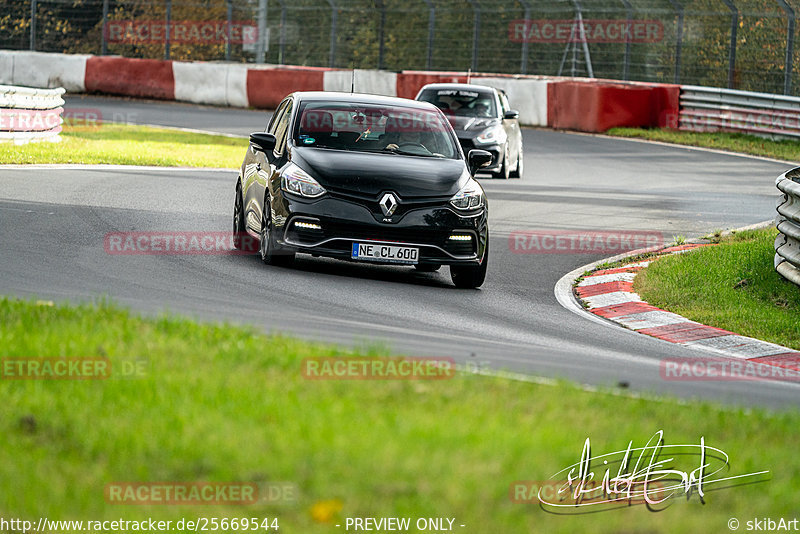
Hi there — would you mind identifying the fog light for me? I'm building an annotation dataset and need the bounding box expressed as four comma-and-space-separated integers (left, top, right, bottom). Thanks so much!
294, 221, 322, 230
449, 234, 472, 241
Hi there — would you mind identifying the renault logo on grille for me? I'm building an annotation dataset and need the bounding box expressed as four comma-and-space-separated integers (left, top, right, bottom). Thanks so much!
379, 193, 398, 217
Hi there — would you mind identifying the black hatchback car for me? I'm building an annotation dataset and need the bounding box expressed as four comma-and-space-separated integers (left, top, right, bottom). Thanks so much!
415, 83, 523, 179
233, 92, 493, 288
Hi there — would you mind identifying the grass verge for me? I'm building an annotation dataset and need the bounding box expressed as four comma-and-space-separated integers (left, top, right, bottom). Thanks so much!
607, 127, 800, 161
1, 296, 798, 533
0, 123, 243, 167
634, 228, 800, 350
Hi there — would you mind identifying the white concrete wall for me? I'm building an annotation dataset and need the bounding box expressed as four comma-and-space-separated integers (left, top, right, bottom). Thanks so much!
471, 77, 549, 127
323, 69, 398, 97
173, 61, 249, 108
0, 50, 552, 126
0, 51, 88, 92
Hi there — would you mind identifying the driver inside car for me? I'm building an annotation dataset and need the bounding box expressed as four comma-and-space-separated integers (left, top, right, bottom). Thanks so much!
473, 102, 491, 117
383, 129, 432, 152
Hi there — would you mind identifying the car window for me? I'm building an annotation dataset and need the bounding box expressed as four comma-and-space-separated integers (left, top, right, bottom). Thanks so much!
294, 101, 459, 159
417, 88, 497, 118
272, 100, 293, 154
268, 101, 288, 134
499, 92, 510, 114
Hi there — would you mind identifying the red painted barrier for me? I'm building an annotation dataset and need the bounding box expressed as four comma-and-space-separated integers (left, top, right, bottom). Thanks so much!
85, 57, 175, 100
246, 68, 326, 109
648, 83, 681, 129
547, 81, 678, 132
71, 51, 679, 133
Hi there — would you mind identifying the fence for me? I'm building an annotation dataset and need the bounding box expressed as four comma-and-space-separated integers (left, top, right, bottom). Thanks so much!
776, 167, 800, 287
3, 0, 800, 96
0, 84, 65, 143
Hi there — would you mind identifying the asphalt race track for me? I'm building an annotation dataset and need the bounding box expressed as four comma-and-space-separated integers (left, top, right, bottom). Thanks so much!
1, 95, 796, 407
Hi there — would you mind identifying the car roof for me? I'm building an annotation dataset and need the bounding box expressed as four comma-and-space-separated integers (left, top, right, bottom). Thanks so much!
290, 91, 440, 111
418, 83, 498, 95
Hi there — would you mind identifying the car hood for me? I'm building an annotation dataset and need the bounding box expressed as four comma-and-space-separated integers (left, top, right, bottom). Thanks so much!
445, 115, 499, 135
291, 147, 466, 198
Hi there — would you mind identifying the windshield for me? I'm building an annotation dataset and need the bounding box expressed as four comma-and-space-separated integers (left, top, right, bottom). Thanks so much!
293, 101, 460, 159
417, 88, 497, 118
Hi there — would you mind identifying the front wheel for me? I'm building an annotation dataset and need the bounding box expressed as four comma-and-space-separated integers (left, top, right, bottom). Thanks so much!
233, 184, 247, 250
259, 200, 295, 266
510, 146, 523, 179
450, 240, 488, 289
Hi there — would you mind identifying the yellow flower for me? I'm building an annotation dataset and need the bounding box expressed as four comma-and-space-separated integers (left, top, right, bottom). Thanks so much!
310, 499, 343, 523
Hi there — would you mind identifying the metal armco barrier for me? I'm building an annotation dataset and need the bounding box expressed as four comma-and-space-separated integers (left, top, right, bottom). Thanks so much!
0, 85, 65, 144
775, 167, 800, 287
679, 85, 800, 139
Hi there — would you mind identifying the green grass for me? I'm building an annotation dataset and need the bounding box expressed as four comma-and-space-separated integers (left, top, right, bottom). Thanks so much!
5, 124, 798, 168
607, 127, 800, 162
635, 228, 800, 350
0, 123, 243, 167
1, 296, 799, 532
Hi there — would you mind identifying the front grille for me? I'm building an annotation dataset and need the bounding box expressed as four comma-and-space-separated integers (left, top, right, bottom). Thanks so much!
321, 221, 450, 246
327, 190, 450, 220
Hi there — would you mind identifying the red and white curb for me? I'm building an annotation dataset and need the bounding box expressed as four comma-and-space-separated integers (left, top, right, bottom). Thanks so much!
574, 244, 800, 372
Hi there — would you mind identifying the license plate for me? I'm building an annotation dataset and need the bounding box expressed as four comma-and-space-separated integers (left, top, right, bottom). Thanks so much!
351, 242, 419, 264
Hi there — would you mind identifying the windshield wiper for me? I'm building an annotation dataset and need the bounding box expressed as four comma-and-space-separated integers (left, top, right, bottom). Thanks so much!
354, 147, 399, 154
393, 148, 436, 157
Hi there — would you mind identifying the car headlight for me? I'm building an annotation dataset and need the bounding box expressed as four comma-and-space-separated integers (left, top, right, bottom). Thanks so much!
475, 126, 506, 145
281, 164, 326, 198
450, 179, 484, 211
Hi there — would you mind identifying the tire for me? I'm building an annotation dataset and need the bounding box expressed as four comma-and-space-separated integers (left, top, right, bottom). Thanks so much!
259, 196, 295, 266
510, 146, 523, 179
450, 239, 488, 289
414, 263, 441, 272
492, 146, 510, 180
233, 184, 247, 250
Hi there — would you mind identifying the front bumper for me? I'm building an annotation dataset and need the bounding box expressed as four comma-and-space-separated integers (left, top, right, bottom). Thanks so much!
274, 193, 488, 266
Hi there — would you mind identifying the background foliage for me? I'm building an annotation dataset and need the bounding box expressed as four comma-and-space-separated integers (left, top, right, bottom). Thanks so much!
3, 0, 800, 95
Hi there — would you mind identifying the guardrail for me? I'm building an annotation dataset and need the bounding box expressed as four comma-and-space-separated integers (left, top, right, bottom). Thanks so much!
0, 85, 65, 144
775, 167, 800, 287
679, 85, 800, 139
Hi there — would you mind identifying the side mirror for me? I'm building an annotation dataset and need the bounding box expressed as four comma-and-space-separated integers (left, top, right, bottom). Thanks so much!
249, 132, 277, 154
504, 110, 520, 120
468, 149, 493, 175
